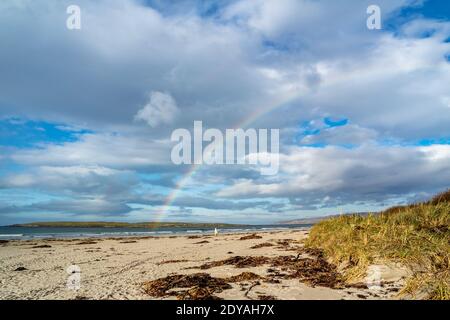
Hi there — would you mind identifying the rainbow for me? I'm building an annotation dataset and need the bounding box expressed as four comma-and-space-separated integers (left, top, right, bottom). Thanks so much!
155, 91, 301, 221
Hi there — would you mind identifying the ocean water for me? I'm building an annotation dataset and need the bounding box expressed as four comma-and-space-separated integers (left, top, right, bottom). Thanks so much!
0, 224, 312, 240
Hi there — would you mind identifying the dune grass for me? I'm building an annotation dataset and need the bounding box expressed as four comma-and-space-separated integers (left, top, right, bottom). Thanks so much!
305, 190, 450, 300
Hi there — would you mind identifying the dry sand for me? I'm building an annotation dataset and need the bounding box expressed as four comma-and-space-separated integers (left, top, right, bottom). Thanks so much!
0, 230, 407, 300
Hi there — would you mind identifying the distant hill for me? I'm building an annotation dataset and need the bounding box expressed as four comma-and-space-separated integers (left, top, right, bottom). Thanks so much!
9, 221, 246, 228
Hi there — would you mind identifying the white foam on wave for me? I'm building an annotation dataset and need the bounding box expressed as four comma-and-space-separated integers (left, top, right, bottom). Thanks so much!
186, 230, 203, 233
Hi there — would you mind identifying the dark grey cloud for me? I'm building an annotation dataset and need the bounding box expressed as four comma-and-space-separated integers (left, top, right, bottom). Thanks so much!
0, 0, 273, 133
0, 199, 134, 216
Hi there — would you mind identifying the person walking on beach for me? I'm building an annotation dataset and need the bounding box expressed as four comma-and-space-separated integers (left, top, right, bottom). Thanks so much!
214, 228, 218, 236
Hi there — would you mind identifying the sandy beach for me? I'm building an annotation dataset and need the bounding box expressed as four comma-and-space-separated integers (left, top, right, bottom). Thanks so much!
0, 230, 407, 300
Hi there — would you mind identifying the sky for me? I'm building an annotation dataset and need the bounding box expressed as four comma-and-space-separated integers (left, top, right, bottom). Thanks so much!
0, 0, 449, 225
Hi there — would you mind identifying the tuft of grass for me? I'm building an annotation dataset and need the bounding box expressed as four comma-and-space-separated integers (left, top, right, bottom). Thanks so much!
305, 190, 450, 300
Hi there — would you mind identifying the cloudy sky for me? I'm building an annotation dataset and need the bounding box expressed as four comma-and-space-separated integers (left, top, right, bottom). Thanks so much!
0, 0, 449, 225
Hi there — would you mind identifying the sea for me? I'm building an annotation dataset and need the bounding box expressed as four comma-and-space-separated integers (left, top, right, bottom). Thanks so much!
0, 224, 312, 240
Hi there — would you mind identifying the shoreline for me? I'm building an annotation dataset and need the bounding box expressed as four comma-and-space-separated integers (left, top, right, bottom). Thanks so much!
0, 225, 311, 241
0, 229, 406, 300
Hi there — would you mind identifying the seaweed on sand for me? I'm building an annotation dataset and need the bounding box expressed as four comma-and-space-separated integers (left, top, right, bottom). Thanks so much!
258, 295, 277, 300
144, 248, 351, 300
143, 273, 231, 300
239, 234, 262, 240
194, 240, 209, 244
271, 256, 344, 288
14, 266, 27, 271
197, 256, 271, 269
250, 242, 274, 249
157, 259, 190, 265
75, 241, 98, 245
225, 272, 262, 282
192, 250, 345, 289
143, 272, 266, 300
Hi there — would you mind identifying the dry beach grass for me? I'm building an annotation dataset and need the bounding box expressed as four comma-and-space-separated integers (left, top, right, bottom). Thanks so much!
306, 190, 450, 300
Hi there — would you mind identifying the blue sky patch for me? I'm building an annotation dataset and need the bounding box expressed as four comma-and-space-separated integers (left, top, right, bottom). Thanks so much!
401, 0, 450, 21
385, 0, 450, 34
324, 117, 348, 128
416, 138, 450, 146
0, 118, 91, 149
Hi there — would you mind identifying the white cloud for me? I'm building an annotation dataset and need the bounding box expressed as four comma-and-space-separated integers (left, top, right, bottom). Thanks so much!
135, 91, 180, 128
0, 165, 138, 197
300, 124, 379, 146
217, 144, 450, 206
10, 133, 172, 168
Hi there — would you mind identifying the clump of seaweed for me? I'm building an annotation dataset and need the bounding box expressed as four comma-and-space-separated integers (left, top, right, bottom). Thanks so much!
157, 259, 190, 265
258, 295, 276, 300
143, 271, 270, 300
31, 244, 52, 248
143, 273, 232, 300
276, 239, 292, 246
251, 242, 274, 249
194, 240, 210, 244
75, 241, 97, 245
239, 234, 262, 240
197, 256, 271, 269
14, 266, 27, 271
176, 287, 223, 300
225, 272, 262, 282
273, 256, 344, 288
